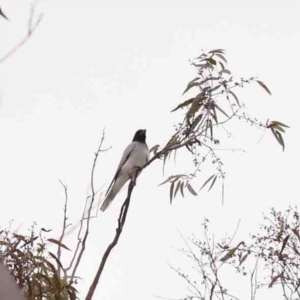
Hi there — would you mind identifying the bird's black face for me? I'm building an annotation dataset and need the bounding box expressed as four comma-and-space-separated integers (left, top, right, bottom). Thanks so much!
132, 129, 146, 143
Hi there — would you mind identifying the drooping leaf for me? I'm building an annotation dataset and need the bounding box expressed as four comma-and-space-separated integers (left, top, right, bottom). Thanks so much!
271, 128, 285, 151
273, 125, 285, 133
256, 80, 271, 95
215, 53, 227, 63
200, 76, 220, 86
210, 105, 218, 124
209, 119, 213, 140
208, 49, 225, 54
200, 174, 216, 190
194, 63, 209, 68
183, 81, 200, 95
174, 180, 181, 198
171, 98, 194, 112
214, 103, 229, 118
170, 181, 175, 204
189, 77, 200, 84
180, 181, 185, 198
221, 69, 231, 75
271, 121, 289, 128
162, 152, 170, 175
48, 252, 64, 270
47, 238, 71, 251
219, 61, 225, 71
159, 175, 176, 186
239, 252, 249, 266
228, 90, 240, 107
208, 175, 217, 191
187, 183, 198, 196
190, 114, 203, 132
211, 84, 222, 92
188, 93, 204, 116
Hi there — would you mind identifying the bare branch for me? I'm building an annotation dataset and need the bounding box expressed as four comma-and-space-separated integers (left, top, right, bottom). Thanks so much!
70, 130, 107, 281
57, 179, 69, 280
0, 1, 43, 64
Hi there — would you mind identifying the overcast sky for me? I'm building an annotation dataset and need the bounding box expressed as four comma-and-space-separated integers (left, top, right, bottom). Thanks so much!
0, 0, 299, 299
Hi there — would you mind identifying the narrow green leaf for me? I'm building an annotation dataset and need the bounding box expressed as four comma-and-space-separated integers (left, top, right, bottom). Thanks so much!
273, 125, 285, 133
209, 119, 213, 140
214, 103, 229, 118
200, 174, 216, 190
47, 238, 71, 251
188, 93, 204, 116
174, 180, 181, 198
239, 253, 249, 266
190, 114, 203, 132
183, 82, 200, 95
210, 84, 222, 92
219, 61, 225, 71
256, 80, 271, 95
171, 98, 194, 112
221, 69, 231, 75
215, 53, 227, 63
271, 121, 289, 128
162, 152, 170, 175
271, 128, 285, 151
170, 181, 175, 204
194, 63, 209, 68
189, 77, 200, 84
187, 183, 198, 196
208, 175, 217, 191
228, 90, 240, 107
208, 49, 225, 54
211, 105, 218, 124
180, 181, 185, 198
159, 175, 175, 186
48, 252, 64, 270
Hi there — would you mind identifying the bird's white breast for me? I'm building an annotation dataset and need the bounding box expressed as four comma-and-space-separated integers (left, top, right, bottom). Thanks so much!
121, 142, 149, 175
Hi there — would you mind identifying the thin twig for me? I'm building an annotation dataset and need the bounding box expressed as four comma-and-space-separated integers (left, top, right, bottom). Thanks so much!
0, 1, 43, 64
57, 180, 69, 279
70, 130, 107, 281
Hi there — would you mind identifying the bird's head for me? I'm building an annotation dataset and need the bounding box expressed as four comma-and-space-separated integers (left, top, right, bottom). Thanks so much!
132, 129, 146, 143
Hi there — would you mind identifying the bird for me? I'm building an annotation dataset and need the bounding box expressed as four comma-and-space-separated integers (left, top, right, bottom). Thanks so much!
100, 129, 150, 211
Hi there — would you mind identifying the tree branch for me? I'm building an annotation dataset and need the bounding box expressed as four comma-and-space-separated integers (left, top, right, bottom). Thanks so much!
85, 170, 138, 300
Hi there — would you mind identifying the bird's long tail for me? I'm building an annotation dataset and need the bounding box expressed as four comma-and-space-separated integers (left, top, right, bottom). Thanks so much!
100, 174, 129, 211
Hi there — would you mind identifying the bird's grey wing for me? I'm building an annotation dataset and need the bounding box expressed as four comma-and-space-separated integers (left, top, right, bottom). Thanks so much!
105, 142, 137, 196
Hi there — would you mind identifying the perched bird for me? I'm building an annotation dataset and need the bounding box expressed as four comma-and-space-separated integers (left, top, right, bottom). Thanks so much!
100, 129, 149, 211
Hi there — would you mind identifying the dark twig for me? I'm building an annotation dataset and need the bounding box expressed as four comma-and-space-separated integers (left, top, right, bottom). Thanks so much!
0, 1, 43, 64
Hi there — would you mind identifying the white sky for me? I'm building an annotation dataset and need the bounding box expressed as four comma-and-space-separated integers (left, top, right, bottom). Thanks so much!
0, 0, 299, 299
